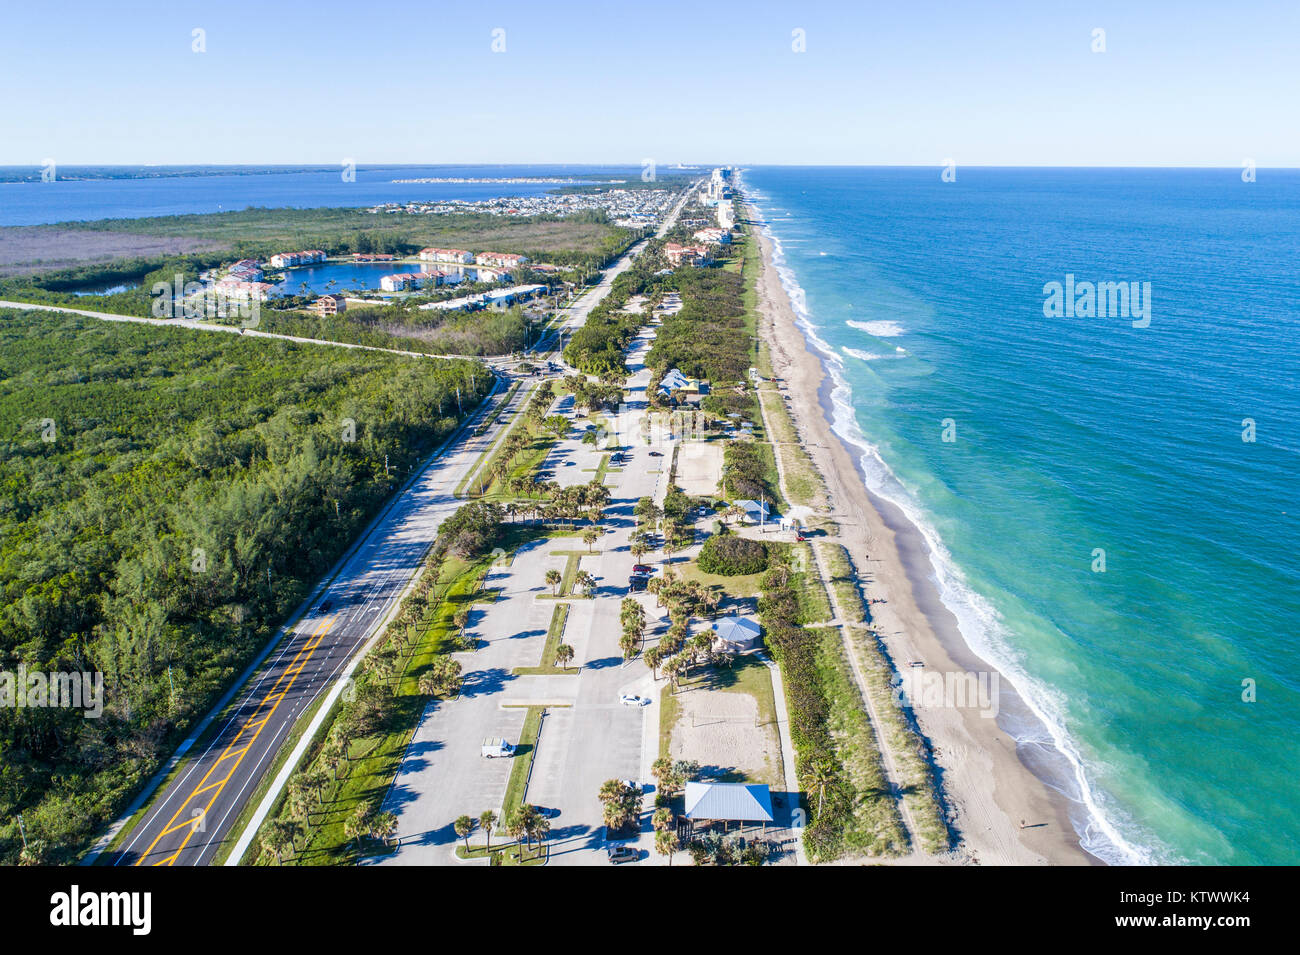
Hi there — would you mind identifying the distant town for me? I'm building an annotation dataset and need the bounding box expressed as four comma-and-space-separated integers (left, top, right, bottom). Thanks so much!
367, 186, 677, 228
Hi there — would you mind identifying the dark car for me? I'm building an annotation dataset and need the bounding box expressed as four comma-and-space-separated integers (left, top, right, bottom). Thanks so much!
318, 600, 333, 613
607, 845, 637, 864
648, 450, 663, 457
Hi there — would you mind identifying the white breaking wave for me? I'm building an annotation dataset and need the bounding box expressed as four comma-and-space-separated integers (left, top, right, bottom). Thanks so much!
847, 319, 905, 337
842, 346, 906, 361
742, 177, 1163, 867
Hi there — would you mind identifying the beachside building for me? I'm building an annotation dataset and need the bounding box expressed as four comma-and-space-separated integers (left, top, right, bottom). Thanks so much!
732, 499, 774, 525
693, 227, 732, 245
419, 247, 475, 264
420, 284, 548, 312
711, 617, 763, 654
663, 242, 711, 266
656, 366, 705, 403
684, 782, 773, 831
484, 283, 547, 308
310, 293, 347, 315
475, 251, 529, 269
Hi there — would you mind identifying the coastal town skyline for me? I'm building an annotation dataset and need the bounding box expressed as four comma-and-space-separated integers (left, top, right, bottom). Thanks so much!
3, 0, 1298, 167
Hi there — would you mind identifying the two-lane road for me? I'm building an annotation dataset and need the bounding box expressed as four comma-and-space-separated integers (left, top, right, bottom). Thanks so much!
108, 375, 537, 866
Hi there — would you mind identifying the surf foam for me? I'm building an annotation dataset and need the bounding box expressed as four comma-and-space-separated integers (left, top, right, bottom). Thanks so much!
743, 177, 1163, 867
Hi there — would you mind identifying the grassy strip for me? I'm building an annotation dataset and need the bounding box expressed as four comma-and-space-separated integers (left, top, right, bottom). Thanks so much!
791, 542, 833, 625
848, 626, 951, 854
473, 380, 521, 436
456, 383, 555, 499
455, 840, 548, 866
512, 604, 572, 675
454, 394, 526, 498
554, 550, 585, 596
758, 386, 827, 510
820, 542, 866, 625
499, 706, 546, 822
811, 627, 909, 857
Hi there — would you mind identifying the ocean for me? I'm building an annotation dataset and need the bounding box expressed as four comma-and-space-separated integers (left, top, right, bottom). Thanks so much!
742, 166, 1300, 865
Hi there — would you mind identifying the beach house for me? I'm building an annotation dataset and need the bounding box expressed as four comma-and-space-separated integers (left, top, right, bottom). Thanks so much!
663, 242, 712, 266
684, 782, 774, 832
711, 616, 763, 654
310, 293, 346, 315
732, 499, 774, 525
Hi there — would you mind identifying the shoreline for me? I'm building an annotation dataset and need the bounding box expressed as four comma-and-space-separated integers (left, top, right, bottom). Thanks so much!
747, 201, 1097, 865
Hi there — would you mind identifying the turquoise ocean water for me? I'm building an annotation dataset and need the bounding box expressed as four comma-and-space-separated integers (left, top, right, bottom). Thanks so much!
742, 167, 1300, 865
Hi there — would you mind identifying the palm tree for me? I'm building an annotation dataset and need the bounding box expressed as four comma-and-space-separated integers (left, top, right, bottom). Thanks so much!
530, 815, 551, 856
655, 828, 680, 865
454, 815, 474, 851
808, 757, 837, 819
620, 628, 640, 664
644, 644, 664, 679
343, 806, 369, 851
555, 643, 575, 671
582, 527, 599, 553
545, 568, 563, 596
574, 570, 597, 596
371, 811, 398, 847
453, 607, 470, 644
630, 539, 648, 563
479, 810, 498, 850
262, 820, 296, 864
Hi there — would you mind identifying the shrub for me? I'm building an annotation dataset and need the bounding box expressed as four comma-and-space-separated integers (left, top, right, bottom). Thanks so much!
697, 534, 767, 576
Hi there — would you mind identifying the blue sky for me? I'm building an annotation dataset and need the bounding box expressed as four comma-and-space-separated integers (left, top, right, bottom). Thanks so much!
2, 0, 1297, 166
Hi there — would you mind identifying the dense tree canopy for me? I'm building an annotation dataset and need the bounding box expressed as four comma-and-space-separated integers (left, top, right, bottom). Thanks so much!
0, 309, 493, 862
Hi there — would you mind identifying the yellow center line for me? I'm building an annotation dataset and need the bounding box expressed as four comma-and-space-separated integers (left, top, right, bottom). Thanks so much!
133, 616, 336, 865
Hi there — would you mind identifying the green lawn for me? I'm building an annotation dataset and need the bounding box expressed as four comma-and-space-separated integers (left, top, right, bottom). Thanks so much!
810, 627, 908, 858
455, 840, 548, 866
248, 529, 541, 865
512, 603, 573, 675
500, 706, 546, 823
821, 543, 866, 624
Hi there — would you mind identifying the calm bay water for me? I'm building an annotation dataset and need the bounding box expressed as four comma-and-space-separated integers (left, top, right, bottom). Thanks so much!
743, 166, 1300, 865
0, 164, 642, 226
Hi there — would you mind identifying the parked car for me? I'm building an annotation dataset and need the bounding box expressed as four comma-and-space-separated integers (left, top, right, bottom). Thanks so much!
648, 450, 663, 457
619, 694, 650, 707
480, 737, 514, 758
632, 564, 654, 575
607, 845, 637, 864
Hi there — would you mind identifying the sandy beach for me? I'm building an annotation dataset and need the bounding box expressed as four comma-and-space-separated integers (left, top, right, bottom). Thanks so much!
748, 204, 1095, 866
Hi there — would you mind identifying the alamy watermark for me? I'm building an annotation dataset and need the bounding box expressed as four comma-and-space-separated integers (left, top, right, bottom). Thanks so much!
151, 273, 261, 327
1, 665, 104, 718
894, 668, 1000, 718
1043, 274, 1151, 328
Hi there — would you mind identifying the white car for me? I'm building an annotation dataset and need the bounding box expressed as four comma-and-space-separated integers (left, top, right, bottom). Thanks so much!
619, 694, 651, 707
